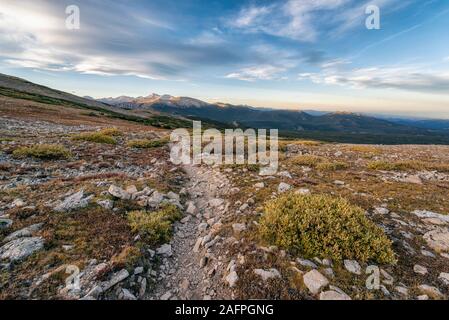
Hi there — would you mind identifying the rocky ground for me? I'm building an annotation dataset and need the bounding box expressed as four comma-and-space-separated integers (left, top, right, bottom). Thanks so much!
1, 97, 449, 300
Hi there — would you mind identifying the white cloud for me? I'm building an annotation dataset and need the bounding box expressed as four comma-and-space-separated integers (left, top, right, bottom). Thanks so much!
226, 65, 286, 81
229, 0, 350, 42
299, 65, 449, 94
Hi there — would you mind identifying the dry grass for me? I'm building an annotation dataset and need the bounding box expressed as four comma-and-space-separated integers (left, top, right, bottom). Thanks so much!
348, 145, 381, 154
12, 144, 71, 160
316, 161, 349, 171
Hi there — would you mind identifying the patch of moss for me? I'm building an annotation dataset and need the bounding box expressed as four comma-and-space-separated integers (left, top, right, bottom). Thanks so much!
12, 144, 71, 159
258, 193, 396, 264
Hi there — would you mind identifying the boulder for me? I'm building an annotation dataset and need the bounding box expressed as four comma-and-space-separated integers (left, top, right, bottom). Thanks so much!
413, 264, 428, 275
54, 190, 93, 212
226, 271, 238, 287
277, 182, 291, 193
303, 270, 329, 295
3, 223, 43, 243
254, 268, 281, 281
319, 290, 351, 300
423, 228, 449, 253
344, 260, 362, 275
0, 237, 44, 262
438, 272, 449, 286
108, 185, 130, 200
157, 244, 173, 257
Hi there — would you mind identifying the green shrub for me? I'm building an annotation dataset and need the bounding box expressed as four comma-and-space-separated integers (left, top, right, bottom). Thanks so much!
259, 193, 396, 264
367, 160, 424, 171
127, 138, 167, 149
367, 160, 449, 172
316, 161, 349, 171
289, 155, 325, 166
72, 132, 117, 144
99, 127, 123, 136
12, 144, 71, 159
127, 204, 181, 245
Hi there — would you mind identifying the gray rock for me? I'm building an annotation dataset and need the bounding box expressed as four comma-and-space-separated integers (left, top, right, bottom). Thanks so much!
157, 244, 173, 257
395, 286, 409, 296
254, 182, 265, 189
97, 199, 113, 210
438, 272, 449, 286
278, 182, 292, 193
54, 190, 92, 212
121, 288, 137, 300
303, 270, 329, 295
108, 185, 130, 200
423, 228, 449, 253
209, 198, 224, 207
297, 258, 317, 269
344, 260, 362, 275
333, 180, 345, 186
254, 268, 281, 281
186, 202, 196, 215
413, 210, 449, 223
0, 237, 44, 262
100, 269, 129, 292
3, 223, 43, 243
413, 264, 428, 275
374, 207, 389, 215
418, 284, 443, 298
225, 271, 238, 287
147, 191, 164, 208
319, 290, 351, 300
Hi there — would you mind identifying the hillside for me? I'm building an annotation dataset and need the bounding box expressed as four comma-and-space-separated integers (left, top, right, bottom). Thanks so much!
0, 74, 449, 301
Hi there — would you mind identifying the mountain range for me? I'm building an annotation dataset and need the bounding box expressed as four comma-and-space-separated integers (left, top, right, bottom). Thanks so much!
92, 92, 449, 144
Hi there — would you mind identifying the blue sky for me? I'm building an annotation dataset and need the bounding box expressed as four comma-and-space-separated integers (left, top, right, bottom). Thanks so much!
1, 0, 449, 117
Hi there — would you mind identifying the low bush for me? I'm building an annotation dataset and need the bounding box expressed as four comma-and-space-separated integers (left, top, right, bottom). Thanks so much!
99, 127, 123, 136
258, 193, 396, 264
289, 155, 325, 166
72, 132, 117, 144
127, 138, 167, 149
367, 160, 424, 171
12, 144, 71, 159
127, 204, 181, 245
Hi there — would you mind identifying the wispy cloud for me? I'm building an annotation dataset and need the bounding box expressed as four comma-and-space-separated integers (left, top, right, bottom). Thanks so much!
225, 65, 286, 81
299, 65, 449, 94
0, 1, 241, 80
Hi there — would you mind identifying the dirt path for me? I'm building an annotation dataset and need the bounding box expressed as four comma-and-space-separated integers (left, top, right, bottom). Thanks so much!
147, 164, 232, 300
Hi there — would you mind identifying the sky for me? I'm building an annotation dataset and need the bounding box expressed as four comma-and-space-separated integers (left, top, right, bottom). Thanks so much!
0, 0, 449, 118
